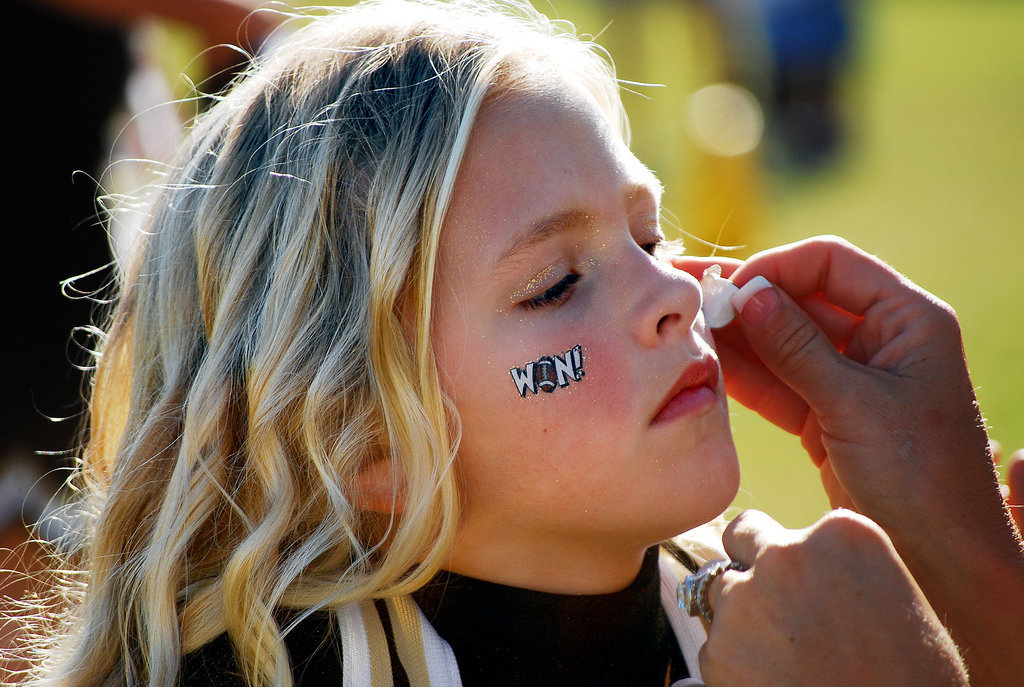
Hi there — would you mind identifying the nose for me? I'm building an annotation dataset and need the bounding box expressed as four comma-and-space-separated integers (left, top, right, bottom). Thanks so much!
630, 256, 703, 349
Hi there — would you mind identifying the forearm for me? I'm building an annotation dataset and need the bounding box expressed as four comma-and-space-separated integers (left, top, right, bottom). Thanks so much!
885, 493, 1024, 687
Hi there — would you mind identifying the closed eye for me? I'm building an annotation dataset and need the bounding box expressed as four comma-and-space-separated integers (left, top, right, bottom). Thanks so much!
521, 272, 581, 310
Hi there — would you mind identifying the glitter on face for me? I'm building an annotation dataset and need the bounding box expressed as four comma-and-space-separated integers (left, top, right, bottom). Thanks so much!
509, 263, 562, 304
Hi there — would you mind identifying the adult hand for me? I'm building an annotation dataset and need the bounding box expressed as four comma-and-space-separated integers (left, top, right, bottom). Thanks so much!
700, 510, 967, 687
674, 236, 1024, 686
676, 236, 999, 523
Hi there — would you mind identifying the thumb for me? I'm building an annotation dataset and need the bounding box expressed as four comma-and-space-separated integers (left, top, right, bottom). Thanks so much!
722, 509, 790, 565
731, 277, 853, 414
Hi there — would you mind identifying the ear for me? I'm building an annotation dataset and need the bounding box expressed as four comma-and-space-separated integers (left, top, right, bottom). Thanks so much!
352, 459, 406, 514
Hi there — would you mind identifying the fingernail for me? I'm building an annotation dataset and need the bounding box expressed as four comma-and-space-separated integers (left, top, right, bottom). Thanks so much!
731, 276, 779, 327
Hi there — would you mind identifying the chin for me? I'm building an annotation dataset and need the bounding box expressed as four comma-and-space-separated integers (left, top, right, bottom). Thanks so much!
679, 439, 741, 533
711, 438, 741, 501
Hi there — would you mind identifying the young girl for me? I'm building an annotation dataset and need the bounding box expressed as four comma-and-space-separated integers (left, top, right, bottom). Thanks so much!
25, 1, 731, 684
22, 0, 1011, 685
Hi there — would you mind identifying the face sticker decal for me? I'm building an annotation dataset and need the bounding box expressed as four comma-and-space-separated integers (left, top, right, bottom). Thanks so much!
510, 345, 585, 397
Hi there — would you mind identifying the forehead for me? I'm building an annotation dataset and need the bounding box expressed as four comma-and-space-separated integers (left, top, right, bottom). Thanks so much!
439, 86, 658, 269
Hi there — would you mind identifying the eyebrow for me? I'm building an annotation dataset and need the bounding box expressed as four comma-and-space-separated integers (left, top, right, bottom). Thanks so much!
492, 180, 664, 271
493, 209, 595, 270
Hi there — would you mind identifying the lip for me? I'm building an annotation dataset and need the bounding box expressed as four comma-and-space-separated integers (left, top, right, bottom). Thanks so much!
652, 357, 720, 425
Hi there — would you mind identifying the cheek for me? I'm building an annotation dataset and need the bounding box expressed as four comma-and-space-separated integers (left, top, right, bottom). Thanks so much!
447, 334, 638, 468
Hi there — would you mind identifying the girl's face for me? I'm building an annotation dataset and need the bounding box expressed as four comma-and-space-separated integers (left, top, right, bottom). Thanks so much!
431, 84, 739, 592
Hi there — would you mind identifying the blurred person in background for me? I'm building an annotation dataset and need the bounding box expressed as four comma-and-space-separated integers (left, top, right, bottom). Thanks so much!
5, 0, 279, 487
760, 0, 852, 169
692, 0, 854, 171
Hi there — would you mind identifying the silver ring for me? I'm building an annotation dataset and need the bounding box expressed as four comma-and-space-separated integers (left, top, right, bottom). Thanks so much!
677, 559, 747, 624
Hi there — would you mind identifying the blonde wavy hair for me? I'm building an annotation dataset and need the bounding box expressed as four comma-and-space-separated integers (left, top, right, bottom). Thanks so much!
24, 2, 625, 686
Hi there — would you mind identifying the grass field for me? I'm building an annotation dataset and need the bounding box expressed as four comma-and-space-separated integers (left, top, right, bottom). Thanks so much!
541, 0, 1024, 526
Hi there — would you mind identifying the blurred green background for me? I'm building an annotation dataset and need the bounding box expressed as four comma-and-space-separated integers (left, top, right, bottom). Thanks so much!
529, 0, 1023, 526
158, 0, 1022, 527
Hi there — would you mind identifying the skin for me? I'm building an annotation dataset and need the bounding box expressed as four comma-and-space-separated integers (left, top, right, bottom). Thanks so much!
704, 510, 968, 686
429, 85, 739, 595
678, 240, 1024, 686
424, 90, 1020, 681
361, 74, 1020, 687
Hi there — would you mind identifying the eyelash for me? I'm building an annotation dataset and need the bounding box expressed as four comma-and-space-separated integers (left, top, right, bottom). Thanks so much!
519, 236, 665, 311
521, 272, 581, 310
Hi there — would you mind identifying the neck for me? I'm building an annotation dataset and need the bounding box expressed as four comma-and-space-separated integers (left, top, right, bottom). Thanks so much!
443, 530, 651, 594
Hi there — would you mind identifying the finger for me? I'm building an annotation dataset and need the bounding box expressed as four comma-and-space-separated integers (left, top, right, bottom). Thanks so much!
705, 316, 758, 359
711, 319, 810, 431
680, 255, 866, 353
722, 509, 788, 566
677, 252, 867, 346
719, 341, 811, 435
799, 414, 828, 467
820, 459, 856, 509
730, 278, 858, 415
705, 560, 748, 629
712, 295, 853, 436
794, 293, 864, 352
729, 236, 909, 317
697, 641, 711, 684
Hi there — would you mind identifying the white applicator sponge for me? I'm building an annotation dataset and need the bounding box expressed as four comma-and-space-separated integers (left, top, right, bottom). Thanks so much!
700, 264, 740, 328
